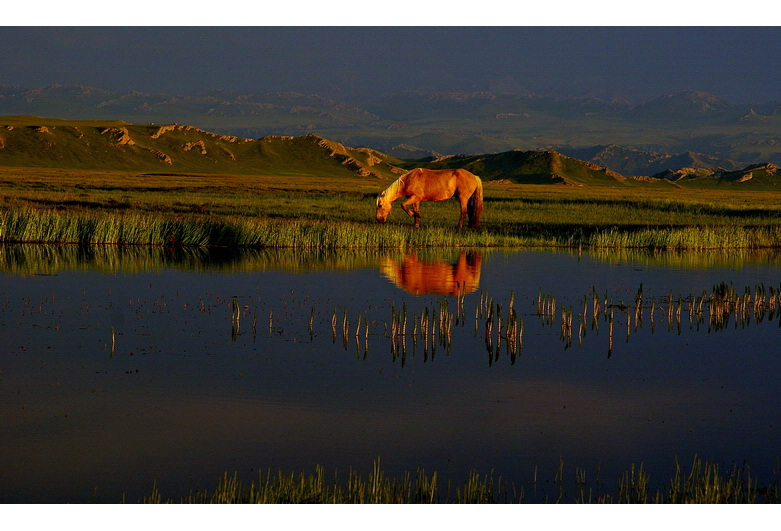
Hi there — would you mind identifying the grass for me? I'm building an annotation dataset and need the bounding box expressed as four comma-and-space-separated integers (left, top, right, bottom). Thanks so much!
3, 166, 781, 249
140, 456, 779, 504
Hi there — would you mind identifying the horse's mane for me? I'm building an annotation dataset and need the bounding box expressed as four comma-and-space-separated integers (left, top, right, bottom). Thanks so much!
379, 173, 407, 199
380, 175, 404, 197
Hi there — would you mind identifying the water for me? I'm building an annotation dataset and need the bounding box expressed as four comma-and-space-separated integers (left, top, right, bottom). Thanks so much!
1, 245, 780, 503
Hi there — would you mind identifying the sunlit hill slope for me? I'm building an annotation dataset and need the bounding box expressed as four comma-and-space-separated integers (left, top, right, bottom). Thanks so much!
0, 116, 403, 179
2, 116, 780, 189
412, 150, 628, 186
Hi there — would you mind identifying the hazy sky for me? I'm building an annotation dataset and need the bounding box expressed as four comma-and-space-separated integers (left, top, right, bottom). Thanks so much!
2, 25, 781, 104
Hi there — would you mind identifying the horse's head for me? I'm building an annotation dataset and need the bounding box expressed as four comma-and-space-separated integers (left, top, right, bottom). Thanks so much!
376, 192, 391, 223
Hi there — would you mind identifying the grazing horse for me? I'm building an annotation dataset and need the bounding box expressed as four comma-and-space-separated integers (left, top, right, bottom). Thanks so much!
375, 168, 483, 228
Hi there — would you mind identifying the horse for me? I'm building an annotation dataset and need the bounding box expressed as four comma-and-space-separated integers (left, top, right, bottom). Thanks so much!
375, 168, 483, 228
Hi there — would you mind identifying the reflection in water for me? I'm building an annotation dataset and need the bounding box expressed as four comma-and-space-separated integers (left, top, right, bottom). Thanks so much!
588, 247, 781, 270
2, 246, 781, 502
522, 283, 781, 358
379, 251, 481, 296
0, 243, 385, 275
5, 243, 781, 277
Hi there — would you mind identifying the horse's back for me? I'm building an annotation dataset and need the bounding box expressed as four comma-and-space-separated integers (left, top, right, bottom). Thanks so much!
406, 168, 479, 193
453, 168, 480, 188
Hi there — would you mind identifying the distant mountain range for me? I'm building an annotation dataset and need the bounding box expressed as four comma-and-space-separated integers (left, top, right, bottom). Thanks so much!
3, 116, 780, 190
556, 145, 748, 175
2, 85, 780, 176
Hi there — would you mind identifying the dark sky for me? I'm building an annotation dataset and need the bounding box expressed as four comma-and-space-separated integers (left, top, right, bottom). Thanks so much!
2, 26, 781, 104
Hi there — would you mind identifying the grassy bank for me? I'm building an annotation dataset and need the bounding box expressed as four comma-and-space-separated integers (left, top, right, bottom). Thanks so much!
3, 167, 781, 249
141, 457, 779, 504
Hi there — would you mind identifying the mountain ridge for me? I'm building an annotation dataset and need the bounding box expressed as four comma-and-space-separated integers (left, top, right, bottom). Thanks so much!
0, 116, 403, 179
2, 84, 781, 172
2, 115, 780, 190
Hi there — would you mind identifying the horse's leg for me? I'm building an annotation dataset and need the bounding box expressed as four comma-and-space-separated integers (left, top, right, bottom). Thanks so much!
456, 195, 468, 228
401, 197, 422, 227
412, 203, 421, 227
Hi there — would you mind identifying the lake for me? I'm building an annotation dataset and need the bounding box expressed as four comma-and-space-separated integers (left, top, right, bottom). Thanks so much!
1, 245, 780, 503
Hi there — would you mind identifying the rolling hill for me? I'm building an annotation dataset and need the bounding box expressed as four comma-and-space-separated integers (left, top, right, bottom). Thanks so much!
408, 149, 629, 186
2, 116, 781, 190
3, 85, 781, 172
557, 145, 747, 176
0, 116, 403, 179
653, 163, 781, 188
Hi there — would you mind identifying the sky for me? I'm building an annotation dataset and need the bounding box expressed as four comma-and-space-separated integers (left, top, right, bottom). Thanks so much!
3, 7, 781, 105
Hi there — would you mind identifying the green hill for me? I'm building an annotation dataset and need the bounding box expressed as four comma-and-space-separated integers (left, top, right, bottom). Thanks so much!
3, 116, 781, 190
410, 149, 629, 186
0, 116, 403, 179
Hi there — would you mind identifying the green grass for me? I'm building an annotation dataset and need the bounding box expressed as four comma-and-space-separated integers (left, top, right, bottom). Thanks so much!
139, 456, 779, 504
3, 166, 781, 250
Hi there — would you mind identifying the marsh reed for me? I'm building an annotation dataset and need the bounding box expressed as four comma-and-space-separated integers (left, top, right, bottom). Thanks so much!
517, 280, 781, 354
141, 456, 779, 504
222, 278, 781, 365
0, 207, 496, 250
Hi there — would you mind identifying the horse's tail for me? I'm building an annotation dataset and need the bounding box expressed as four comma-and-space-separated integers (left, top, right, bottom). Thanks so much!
467, 176, 483, 228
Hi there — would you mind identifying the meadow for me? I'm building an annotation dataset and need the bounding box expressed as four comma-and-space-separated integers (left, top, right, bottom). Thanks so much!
4, 170, 781, 503
2, 166, 781, 250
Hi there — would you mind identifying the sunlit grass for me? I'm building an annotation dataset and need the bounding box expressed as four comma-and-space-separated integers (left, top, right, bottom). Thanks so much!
3, 167, 781, 249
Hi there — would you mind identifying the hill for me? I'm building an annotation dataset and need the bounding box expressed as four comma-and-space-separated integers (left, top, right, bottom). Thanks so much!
408, 149, 629, 186
3, 85, 781, 172
0, 116, 403, 179
654, 163, 781, 189
557, 145, 747, 176
3, 116, 781, 190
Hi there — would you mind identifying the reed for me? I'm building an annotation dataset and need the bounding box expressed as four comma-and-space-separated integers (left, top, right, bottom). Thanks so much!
221, 281, 781, 364
110, 326, 115, 358
140, 456, 780, 504
230, 297, 240, 340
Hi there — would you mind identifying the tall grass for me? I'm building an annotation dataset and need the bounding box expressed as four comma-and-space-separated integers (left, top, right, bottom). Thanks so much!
586, 225, 781, 250
140, 456, 779, 504
5, 207, 781, 250
4, 168, 781, 249
0, 208, 507, 249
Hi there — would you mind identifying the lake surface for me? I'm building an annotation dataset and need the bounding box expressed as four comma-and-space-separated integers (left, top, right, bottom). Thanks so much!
1, 245, 780, 503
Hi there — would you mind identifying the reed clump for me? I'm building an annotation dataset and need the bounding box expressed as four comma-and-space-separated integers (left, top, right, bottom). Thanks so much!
0, 207, 495, 249
586, 225, 781, 250
513, 280, 781, 354
140, 456, 780, 504
475, 291, 523, 364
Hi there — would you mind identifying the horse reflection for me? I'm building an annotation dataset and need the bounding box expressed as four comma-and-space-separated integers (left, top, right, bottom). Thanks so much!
379, 251, 482, 296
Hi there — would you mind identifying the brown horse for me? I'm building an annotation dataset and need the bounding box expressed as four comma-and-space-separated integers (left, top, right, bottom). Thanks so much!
376, 168, 483, 228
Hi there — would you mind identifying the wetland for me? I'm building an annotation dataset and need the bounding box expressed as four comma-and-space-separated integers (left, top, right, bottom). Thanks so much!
2, 245, 780, 502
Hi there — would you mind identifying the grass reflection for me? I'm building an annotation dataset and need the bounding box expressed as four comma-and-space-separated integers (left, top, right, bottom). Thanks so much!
0, 243, 384, 275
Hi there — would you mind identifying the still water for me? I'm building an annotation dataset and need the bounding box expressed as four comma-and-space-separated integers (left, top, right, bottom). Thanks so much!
1, 245, 780, 503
